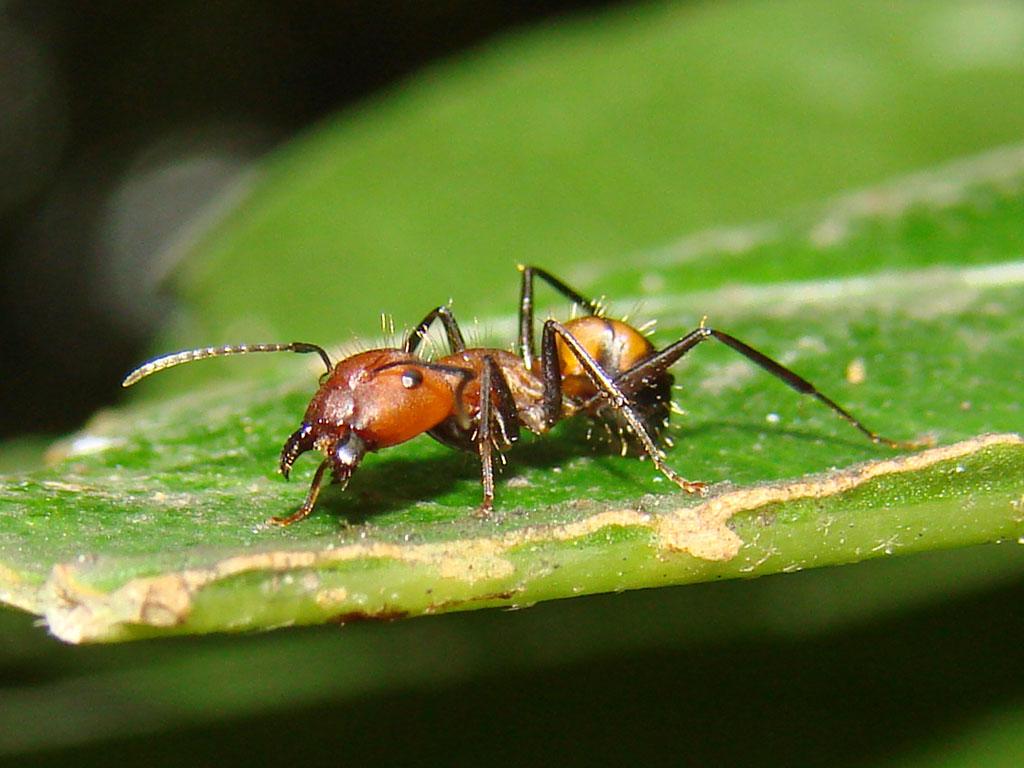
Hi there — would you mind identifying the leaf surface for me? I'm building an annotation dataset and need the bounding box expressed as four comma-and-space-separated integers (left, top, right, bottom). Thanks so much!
2, 149, 1023, 642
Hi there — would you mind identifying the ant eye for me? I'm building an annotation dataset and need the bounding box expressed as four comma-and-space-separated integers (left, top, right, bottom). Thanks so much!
401, 369, 423, 389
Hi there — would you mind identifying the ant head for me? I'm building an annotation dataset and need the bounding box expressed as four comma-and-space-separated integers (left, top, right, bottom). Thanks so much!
279, 349, 470, 482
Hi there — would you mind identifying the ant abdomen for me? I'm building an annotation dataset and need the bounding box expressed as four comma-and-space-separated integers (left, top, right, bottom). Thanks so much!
556, 315, 674, 449
555, 317, 654, 386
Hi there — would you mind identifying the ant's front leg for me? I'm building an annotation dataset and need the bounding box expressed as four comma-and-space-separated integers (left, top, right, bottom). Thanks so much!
268, 459, 331, 526
404, 306, 478, 440
474, 356, 521, 516
404, 305, 467, 355
612, 325, 926, 450
540, 320, 708, 496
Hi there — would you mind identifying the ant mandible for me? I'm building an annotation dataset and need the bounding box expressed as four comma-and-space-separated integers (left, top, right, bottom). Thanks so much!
122, 266, 918, 525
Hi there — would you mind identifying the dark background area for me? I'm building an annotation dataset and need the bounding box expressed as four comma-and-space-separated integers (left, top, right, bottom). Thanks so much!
0, 0, 615, 439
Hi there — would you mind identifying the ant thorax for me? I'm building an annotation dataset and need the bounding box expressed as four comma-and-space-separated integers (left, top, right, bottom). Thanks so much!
428, 348, 548, 453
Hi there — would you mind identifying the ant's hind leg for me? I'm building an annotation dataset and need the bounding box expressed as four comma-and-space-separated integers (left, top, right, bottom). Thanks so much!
613, 325, 927, 450
707, 329, 929, 449
540, 320, 707, 496
404, 306, 468, 355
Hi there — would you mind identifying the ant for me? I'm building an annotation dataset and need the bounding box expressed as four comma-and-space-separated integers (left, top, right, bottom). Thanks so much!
122, 266, 919, 525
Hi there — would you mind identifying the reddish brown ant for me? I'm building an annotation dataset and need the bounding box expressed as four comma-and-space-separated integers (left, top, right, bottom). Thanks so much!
122, 266, 919, 525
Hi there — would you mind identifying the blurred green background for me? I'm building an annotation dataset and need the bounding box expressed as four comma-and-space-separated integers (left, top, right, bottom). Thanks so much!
2, 0, 1024, 764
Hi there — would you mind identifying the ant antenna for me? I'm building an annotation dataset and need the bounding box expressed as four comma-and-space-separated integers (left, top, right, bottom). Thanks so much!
122, 342, 334, 387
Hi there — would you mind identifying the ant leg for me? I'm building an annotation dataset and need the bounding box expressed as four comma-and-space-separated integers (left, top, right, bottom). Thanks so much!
473, 356, 521, 516
611, 326, 923, 450
269, 459, 330, 526
404, 305, 467, 355
541, 320, 707, 495
517, 265, 602, 369
476, 360, 496, 515
485, 356, 521, 447
397, 307, 477, 432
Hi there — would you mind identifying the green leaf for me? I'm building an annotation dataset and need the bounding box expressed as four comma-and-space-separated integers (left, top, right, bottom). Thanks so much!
2, 146, 1023, 643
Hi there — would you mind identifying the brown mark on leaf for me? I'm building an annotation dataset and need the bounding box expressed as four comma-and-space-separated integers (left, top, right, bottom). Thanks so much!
330, 608, 409, 625
42, 433, 1023, 643
422, 588, 523, 615
0, 562, 40, 613
845, 357, 867, 384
